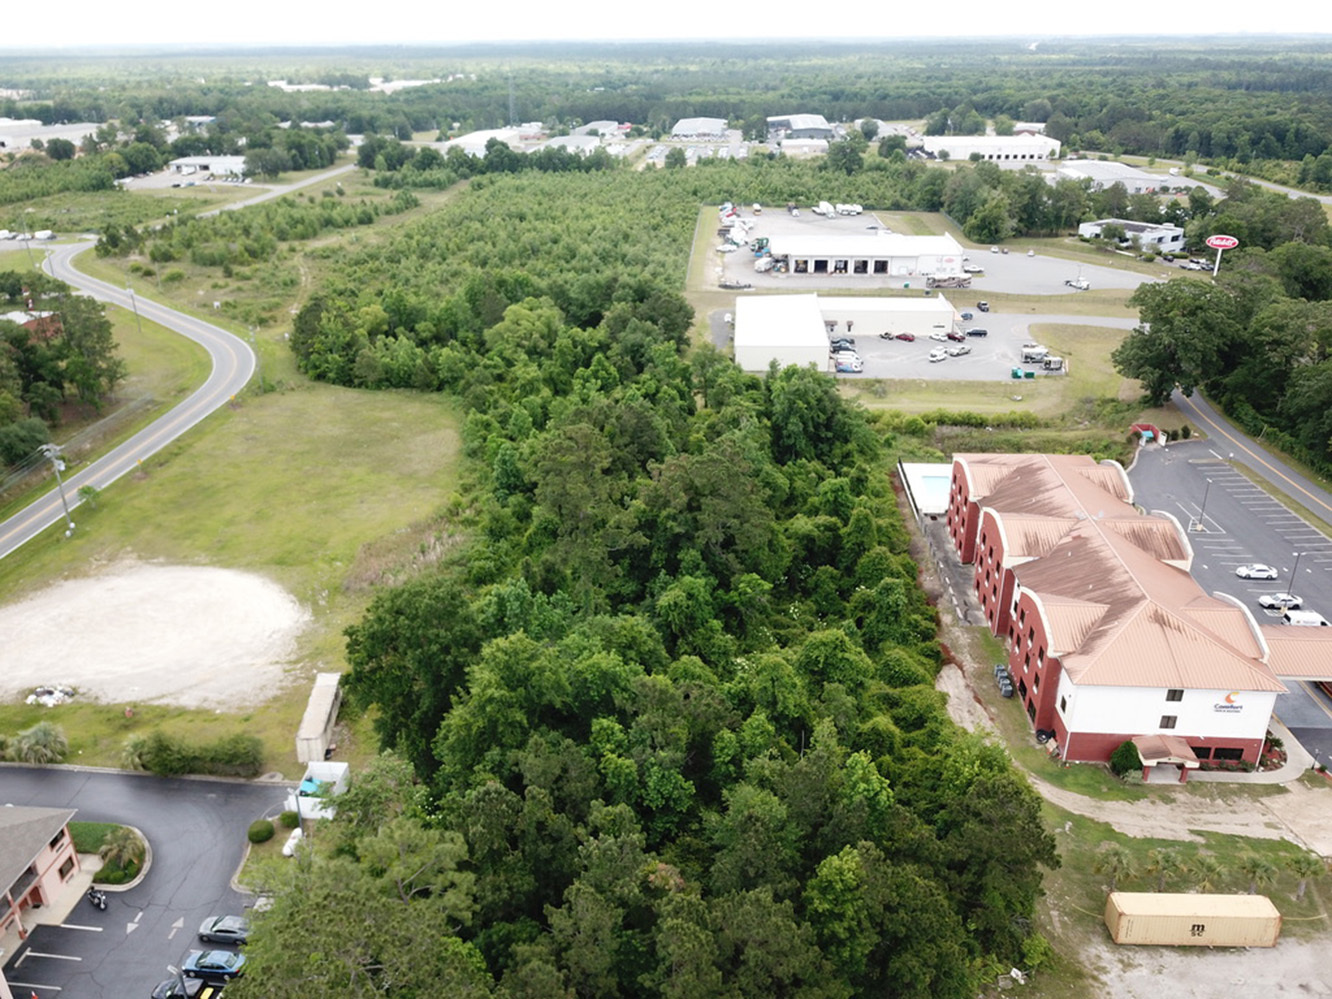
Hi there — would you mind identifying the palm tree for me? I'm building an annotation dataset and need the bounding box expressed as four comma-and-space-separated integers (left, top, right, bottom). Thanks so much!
1286, 853, 1326, 901
1143, 847, 1184, 892
1237, 853, 1279, 895
14, 722, 68, 764
98, 827, 145, 870
1190, 854, 1226, 893
1093, 842, 1135, 892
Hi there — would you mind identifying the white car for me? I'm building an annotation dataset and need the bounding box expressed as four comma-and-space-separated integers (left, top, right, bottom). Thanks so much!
928, 348, 948, 363
929, 332, 949, 342
1258, 593, 1302, 609
1235, 563, 1279, 580
946, 344, 971, 357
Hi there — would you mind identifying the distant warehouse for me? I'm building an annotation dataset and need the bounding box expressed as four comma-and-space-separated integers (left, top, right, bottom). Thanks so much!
767, 232, 965, 279
921, 134, 1060, 162
671, 117, 728, 139
767, 113, 834, 140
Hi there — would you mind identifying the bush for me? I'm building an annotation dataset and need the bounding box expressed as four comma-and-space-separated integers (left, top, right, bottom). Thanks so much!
1180, 424, 1191, 439
248, 819, 275, 844
1109, 739, 1140, 777
138, 730, 265, 777
279, 810, 301, 829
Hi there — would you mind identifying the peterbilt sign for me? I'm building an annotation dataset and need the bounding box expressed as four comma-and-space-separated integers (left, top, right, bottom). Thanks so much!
1205, 234, 1240, 250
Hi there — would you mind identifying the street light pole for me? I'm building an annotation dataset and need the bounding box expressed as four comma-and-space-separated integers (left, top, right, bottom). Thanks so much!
40, 443, 76, 537
1291, 550, 1305, 589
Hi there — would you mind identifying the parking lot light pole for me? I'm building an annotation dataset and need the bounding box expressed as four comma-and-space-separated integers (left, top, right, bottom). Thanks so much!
1191, 479, 1212, 532
1291, 550, 1305, 588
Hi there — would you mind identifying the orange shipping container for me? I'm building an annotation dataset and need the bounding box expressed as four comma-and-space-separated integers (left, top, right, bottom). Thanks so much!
1104, 892, 1281, 947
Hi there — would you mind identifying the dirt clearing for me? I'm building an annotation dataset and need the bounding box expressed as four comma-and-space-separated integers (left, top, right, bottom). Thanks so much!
0, 562, 309, 709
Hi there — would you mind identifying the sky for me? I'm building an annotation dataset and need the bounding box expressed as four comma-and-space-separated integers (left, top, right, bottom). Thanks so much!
3, 0, 1331, 50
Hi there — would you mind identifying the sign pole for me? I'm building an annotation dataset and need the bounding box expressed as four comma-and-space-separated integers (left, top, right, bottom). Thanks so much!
1205, 234, 1239, 277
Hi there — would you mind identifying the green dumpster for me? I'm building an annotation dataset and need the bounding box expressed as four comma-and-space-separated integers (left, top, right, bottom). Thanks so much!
1011, 368, 1023, 379
1024, 370, 1036, 379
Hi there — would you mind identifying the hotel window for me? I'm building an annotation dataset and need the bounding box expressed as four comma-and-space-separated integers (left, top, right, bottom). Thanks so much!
1028, 627, 1035, 644
1019, 609, 1026, 626
1059, 696, 1067, 714
1033, 673, 1040, 692
1214, 747, 1243, 761
1166, 689, 1183, 702
49, 828, 66, 849
1024, 653, 1031, 672
59, 856, 75, 880
1193, 747, 1212, 759
1037, 648, 1045, 667
1159, 715, 1178, 730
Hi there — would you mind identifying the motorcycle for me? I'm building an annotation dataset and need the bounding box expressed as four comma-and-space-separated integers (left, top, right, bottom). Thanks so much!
87, 887, 107, 911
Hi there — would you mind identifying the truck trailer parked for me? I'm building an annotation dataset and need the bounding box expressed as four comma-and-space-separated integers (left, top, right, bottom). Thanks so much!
1104, 892, 1281, 947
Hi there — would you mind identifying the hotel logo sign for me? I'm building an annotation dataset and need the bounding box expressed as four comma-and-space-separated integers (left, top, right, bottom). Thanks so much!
1213, 691, 1243, 713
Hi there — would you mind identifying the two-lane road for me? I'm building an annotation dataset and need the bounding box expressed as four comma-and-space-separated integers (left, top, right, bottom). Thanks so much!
0, 241, 254, 560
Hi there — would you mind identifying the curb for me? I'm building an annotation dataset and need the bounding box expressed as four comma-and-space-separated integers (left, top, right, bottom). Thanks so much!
94, 824, 152, 892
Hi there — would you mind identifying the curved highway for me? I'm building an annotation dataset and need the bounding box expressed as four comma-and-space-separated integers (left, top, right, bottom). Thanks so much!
0, 240, 254, 559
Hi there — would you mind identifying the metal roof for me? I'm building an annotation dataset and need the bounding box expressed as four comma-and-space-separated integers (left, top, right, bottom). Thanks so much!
769, 233, 964, 259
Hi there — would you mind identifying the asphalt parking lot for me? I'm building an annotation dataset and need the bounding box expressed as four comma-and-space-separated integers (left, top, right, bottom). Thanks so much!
1, 767, 286, 999
1128, 442, 1332, 764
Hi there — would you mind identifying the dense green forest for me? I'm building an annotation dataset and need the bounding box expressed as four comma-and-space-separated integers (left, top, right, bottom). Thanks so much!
226, 166, 1056, 996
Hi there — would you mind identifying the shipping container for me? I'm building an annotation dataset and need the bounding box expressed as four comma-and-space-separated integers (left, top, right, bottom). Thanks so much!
1104, 892, 1281, 947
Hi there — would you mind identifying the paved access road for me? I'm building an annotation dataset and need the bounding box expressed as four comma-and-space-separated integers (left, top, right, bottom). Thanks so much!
0, 242, 254, 560
1, 766, 286, 999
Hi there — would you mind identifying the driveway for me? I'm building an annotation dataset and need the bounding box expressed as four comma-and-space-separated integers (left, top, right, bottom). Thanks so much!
1, 766, 286, 999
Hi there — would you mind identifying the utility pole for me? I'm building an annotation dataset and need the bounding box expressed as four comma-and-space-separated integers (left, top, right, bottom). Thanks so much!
127, 285, 144, 339
40, 443, 76, 537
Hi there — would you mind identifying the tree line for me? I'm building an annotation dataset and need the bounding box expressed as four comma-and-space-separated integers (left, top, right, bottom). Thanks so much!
0, 271, 125, 466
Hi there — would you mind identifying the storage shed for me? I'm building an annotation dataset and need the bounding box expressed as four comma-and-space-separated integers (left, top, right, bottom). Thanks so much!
295, 671, 343, 763
1104, 892, 1281, 947
733, 294, 829, 372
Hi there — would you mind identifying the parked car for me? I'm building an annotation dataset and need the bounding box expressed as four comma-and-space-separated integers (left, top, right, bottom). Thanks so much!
182, 950, 247, 982
990, 246, 999, 254
893, 332, 916, 341
198, 915, 251, 945
1258, 593, 1303, 609
962, 264, 984, 274
928, 332, 948, 342
946, 344, 972, 356
965, 328, 989, 337
829, 337, 856, 351
834, 355, 864, 373
959, 310, 974, 321
1235, 563, 1279, 580
928, 348, 948, 362
976, 301, 990, 312
945, 331, 966, 342
151, 977, 220, 999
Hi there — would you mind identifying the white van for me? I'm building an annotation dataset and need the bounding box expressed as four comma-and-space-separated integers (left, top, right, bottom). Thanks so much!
1283, 610, 1330, 627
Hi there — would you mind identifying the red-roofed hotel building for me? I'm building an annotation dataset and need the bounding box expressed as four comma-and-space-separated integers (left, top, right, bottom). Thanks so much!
946, 453, 1285, 768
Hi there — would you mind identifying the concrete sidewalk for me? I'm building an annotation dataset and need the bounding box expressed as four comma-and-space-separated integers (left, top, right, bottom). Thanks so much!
0, 854, 101, 968
1188, 716, 1316, 784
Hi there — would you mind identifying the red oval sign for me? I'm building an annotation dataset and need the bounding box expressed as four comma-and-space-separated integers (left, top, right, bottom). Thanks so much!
1206, 234, 1239, 250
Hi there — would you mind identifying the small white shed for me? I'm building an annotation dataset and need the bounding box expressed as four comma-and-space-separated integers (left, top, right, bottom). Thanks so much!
285, 760, 351, 821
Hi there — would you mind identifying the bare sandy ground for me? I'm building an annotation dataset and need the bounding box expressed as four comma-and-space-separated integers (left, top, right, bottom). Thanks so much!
0, 562, 309, 708
935, 661, 1332, 999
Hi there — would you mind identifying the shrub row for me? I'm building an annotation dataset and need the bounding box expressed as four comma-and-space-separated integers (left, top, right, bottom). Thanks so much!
137, 731, 264, 778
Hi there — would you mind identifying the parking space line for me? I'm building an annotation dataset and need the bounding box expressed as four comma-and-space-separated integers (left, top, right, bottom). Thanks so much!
6, 983, 62, 993
57, 923, 103, 932
17, 951, 81, 963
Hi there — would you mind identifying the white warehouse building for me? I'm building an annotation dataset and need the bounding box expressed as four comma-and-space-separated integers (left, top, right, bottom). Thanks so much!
1078, 218, 1185, 253
921, 134, 1060, 163
733, 293, 957, 372
671, 117, 728, 139
1058, 160, 1161, 193
767, 232, 965, 279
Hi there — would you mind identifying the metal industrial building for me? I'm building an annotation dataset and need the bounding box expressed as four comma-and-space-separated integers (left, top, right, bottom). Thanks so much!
767, 232, 965, 280
921, 134, 1060, 162
733, 293, 957, 371
767, 113, 834, 139
671, 117, 728, 139
1058, 160, 1162, 193
1078, 218, 1185, 253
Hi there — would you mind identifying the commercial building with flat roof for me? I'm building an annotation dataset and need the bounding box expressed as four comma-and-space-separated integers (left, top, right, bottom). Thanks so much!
1079, 218, 1184, 253
671, 117, 727, 139
768, 233, 965, 280
767, 113, 834, 139
1058, 160, 1162, 193
921, 134, 1060, 163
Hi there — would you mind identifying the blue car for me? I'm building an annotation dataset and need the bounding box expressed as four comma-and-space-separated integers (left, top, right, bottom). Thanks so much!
182, 950, 246, 982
